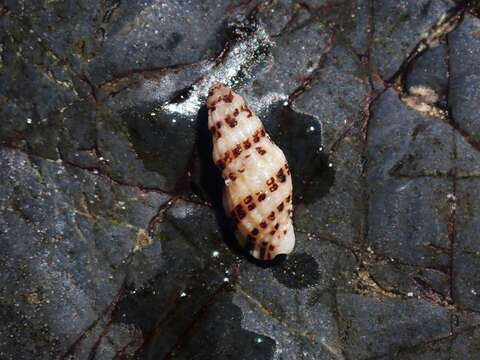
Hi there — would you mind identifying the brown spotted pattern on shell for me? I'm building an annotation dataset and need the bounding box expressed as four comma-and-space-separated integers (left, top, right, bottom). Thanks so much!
207, 84, 295, 260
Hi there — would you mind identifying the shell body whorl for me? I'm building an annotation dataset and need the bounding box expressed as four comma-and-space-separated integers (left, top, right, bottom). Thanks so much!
207, 84, 295, 260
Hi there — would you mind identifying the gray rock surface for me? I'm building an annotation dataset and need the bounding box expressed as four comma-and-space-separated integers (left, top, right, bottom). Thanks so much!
370, 0, 452, 80
405, 44, 448, 105
1, 0, 480, 359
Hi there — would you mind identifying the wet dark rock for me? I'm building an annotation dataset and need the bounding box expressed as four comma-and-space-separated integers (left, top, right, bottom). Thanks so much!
1, 0, 480, 359
113, 199, 247, 358
367, 90, 453, 267
0, 147, 167, 358
456, 133, 480, 175
293, 43, 370, 148
164, 291, 276, 360
236, 232, 357, 359
454, 179, 480, 312
271, 253, 321, 289
120, 108, 196, 192
295, 129, 365, 248
367, 175, 452, 268
405, 44, 449, 105
448, 14, 480, 81
369, 261, 450, 299
291, 44, 368, 248
448, 15, 480, 143
371, 0, 453, 80
85, 1, 257, 85
337, 293, 452, 359
346, 0, 372, 55
243, 17, 331, 99
451, 326, 480, 359
377, 338, 453, 360
368, 89, 454, 178
255, 0, 297, 37
263, 103, 334, 205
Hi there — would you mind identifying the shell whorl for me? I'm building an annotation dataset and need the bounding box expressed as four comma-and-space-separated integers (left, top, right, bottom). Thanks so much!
207, 84, 295, 260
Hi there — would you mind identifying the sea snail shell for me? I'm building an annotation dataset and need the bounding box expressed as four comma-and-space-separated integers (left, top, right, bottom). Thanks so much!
207, 84, 295, 260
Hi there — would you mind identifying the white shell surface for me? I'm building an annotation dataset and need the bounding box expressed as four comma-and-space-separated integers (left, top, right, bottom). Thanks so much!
207, 84, 295, 260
